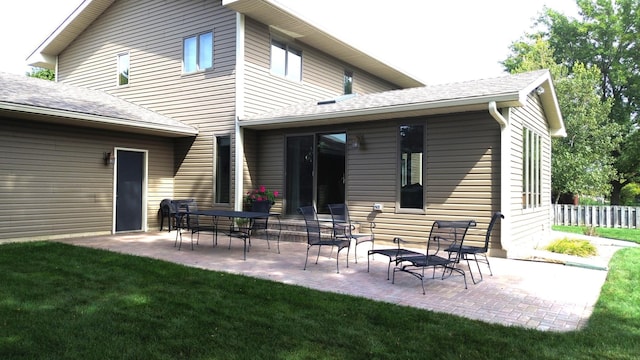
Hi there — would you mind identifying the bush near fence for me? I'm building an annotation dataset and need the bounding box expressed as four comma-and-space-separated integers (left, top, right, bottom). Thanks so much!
553, 204, 640, 229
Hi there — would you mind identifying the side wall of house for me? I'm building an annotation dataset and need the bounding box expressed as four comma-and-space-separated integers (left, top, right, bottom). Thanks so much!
56, 0, 237, 209
256, 111, 501, 248
0, 117, 174, 242
242, 17, 400, 117
507, 93, 553, 251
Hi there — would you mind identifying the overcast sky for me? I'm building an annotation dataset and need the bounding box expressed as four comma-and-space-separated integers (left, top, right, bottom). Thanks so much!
0, 0, 580, 85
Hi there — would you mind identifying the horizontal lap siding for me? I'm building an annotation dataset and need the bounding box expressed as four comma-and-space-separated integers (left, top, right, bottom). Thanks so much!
242, 18, 399, 117
256, 112, 500, 248
510, 94, 553, 249
58, 0, 238, 208
0, 118, 173, 242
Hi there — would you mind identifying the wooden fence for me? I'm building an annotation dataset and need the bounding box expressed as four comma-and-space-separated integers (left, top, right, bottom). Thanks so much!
553, 204, 640, 229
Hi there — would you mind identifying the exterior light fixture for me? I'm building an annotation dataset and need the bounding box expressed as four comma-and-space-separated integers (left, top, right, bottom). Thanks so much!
535, 86, 545, 95
350, 135, 363, 149
103, 151, 115, 165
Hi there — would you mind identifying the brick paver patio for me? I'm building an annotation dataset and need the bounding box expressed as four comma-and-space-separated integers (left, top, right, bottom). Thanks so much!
55, 230, 619, 332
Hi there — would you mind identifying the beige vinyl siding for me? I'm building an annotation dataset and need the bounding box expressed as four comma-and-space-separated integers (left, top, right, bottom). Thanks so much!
509, 93, 553, 249
255, 111, 500, 248
57, 0, 237, 208
0, 117, 174, 242
242, 18, 399, 117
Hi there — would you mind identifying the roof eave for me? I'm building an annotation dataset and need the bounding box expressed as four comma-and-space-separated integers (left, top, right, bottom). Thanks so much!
239, 94, 523, 130
223, 0, 425, 88
26, 0, 115, 69
0, 102, 198, 138
523, 72, 566, 137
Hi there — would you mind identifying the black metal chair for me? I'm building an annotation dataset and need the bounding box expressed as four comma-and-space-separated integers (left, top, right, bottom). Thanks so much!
173, 199, 216, 250
298, 205, 351, 273
392, 220, 475, 294
328, 203, 375, 264
450, 212, 503, 284
227, 200, 280, 255
367, 238, 424, 280
159, 198, 175, 231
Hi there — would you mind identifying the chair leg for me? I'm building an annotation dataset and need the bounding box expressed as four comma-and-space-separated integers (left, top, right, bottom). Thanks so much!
304, 246, 311, 270
482, 254, 493, 276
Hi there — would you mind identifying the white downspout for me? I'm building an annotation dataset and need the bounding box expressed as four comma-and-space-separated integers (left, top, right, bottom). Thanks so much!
234, 13, 246, 211
488, 101, 512, 257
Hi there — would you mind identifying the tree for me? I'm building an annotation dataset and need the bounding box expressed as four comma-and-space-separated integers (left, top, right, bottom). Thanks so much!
538, 0, 640, 204
26, 67, 55, 81
503, 38, 617, 203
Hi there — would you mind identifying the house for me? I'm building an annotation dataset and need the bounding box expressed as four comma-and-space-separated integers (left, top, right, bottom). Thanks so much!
0, 0, 565, 257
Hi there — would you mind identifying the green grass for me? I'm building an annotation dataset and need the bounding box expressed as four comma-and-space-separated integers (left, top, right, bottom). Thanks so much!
545, 238, 598, 257
1, 241, 640, 359
553, 225, 640, 244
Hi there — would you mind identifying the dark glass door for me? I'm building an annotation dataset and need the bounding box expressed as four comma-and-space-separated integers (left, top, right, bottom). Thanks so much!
285, 133, 345, 215
316, 133, 345, 214
116, 150, 144, 231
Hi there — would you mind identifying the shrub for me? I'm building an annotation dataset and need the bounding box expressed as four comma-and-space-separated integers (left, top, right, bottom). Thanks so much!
545, 238, 598, 257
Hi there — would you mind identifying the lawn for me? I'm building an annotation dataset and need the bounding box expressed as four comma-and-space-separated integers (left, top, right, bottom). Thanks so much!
552, 225, 640, 244
1, 241, 639, 359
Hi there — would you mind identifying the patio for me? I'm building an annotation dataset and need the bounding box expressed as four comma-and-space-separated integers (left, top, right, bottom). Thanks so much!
54, 230, 620, 332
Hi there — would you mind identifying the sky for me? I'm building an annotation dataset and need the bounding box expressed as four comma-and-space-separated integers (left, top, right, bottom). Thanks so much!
0, 0, 580, 85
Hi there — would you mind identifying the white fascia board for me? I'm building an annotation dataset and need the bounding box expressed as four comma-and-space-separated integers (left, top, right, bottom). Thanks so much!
239, 93, 523, 128
0, 102, 198, 137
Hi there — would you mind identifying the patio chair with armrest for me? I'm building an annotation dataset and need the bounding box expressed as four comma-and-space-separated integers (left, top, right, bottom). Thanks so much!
367, 238, 424, 280
448, 212, 503, 284
328, 203, 375, 263
174, 200, 216, 250
226, 200, 281, 255
392, 220, 475, 294
298, 205, 351, 273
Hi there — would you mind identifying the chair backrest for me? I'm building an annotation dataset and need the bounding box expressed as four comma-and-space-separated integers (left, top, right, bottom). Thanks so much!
251, 200, 271, 230
183, 200, 199, 228
160, 198, 173, 215
481, 212, 504, 251
298, 206, 321, 245
327, 203, 349, 237
427, 220, 476, 261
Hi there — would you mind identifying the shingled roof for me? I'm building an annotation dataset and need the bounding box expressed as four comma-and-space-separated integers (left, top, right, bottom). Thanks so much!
0, 72, 197, 137
240, 69, 565, 137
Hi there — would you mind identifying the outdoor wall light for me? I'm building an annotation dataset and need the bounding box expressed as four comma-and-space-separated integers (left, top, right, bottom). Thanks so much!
350, 135, 363, 149
535, 86, 545, 95
103, 151, 115, 165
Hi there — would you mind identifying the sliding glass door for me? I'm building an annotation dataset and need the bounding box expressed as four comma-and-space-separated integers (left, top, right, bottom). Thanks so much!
285, 133, 346, 215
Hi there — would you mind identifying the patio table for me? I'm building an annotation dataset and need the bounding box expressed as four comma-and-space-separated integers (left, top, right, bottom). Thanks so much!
175, 209, 281, 260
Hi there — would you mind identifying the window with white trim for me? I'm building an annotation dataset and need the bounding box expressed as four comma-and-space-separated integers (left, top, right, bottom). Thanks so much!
522, 127, 542, 208
399, 124, 424, 209
117, 52, 129, 86
344, 70, 353, 94
270, 39, 302, 81
183, 31, 213, 73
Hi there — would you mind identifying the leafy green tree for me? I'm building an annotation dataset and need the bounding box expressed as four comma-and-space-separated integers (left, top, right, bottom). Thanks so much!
503, 38, 617, 203
538, 0, 640, 204
26, 67, 55, 81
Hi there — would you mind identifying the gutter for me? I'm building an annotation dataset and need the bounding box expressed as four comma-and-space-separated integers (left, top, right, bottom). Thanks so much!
488, 101, 511, 256
240, 94, 523, 129
488, 101, 507, 128
0, 102, 198, 137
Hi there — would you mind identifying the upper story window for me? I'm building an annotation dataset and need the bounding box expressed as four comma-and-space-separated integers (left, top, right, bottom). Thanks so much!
183, 31, 213, 73
344, 70, 353, 94
117, 52, 129, 86
522, 127, 542, 209
270, 39, 302, 81
399, 124, 425, 210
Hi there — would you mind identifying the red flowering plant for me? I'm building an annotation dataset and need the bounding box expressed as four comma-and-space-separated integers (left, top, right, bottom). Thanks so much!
244, 185, 279, 207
